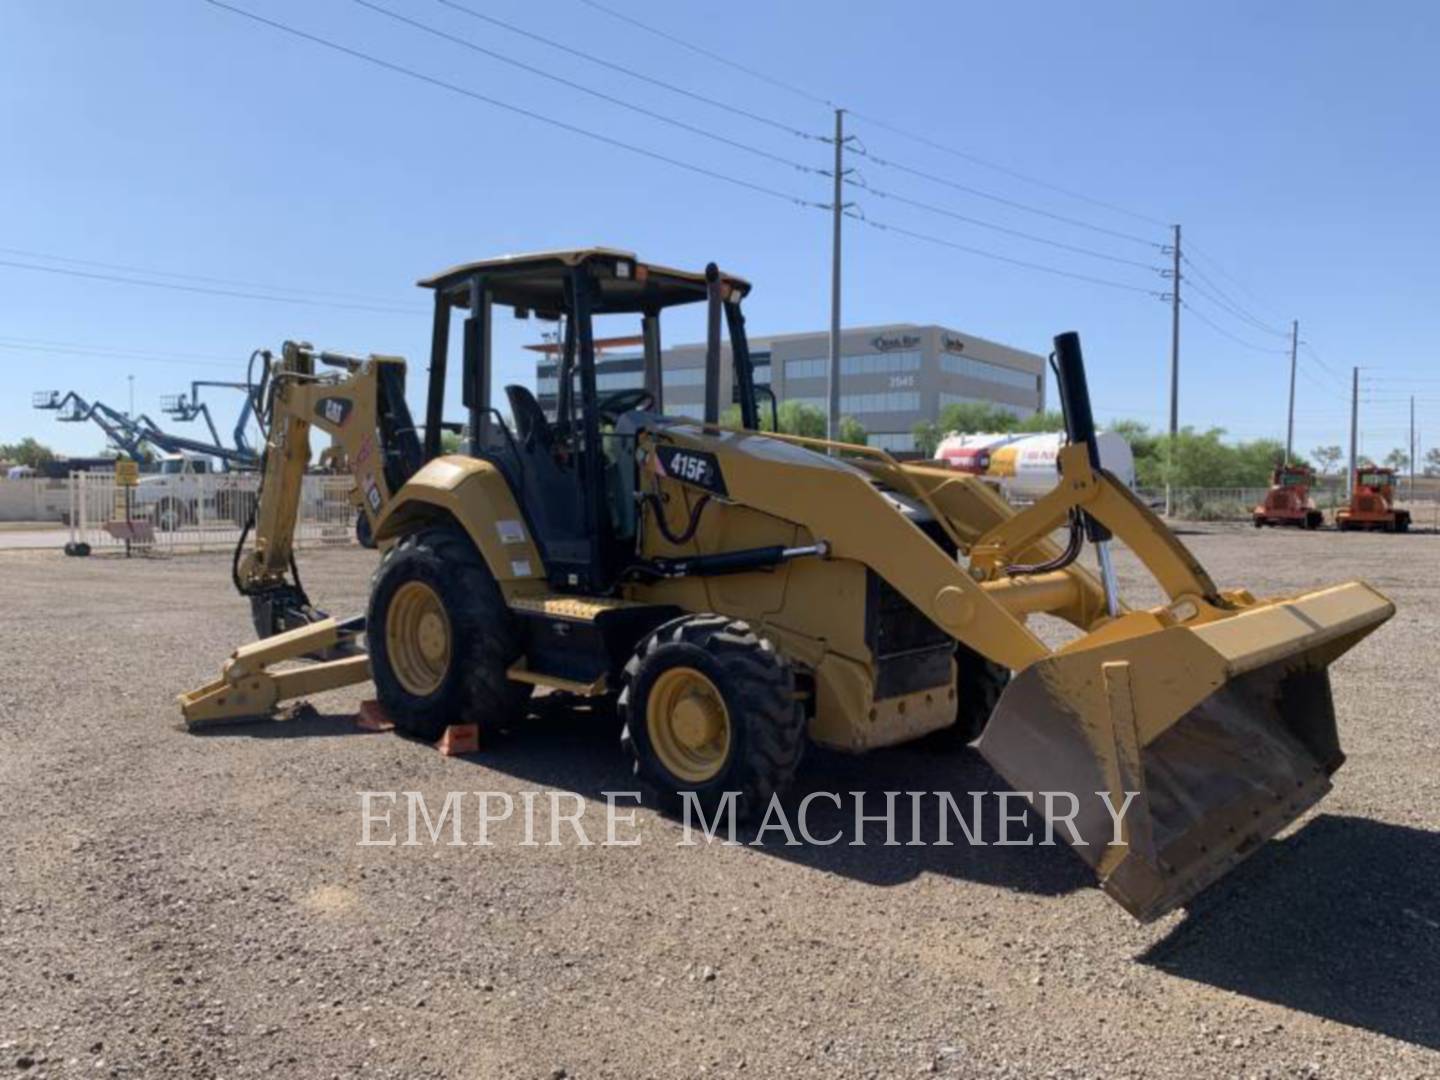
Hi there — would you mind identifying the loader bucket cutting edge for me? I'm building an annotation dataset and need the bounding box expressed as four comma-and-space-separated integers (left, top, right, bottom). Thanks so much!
974, 581, 1394, 922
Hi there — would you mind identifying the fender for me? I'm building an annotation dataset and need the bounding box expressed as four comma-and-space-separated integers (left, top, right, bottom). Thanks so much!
374, 455, 546, 597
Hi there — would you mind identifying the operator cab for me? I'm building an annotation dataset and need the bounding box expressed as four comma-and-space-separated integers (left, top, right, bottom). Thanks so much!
418, 249, 764, 595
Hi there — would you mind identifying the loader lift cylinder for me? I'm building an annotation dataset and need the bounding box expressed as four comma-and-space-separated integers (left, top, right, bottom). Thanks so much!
1052, 331, 1119, 614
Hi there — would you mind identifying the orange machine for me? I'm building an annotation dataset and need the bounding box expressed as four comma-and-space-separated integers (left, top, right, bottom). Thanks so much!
1337, 467, 1411, 532
1253, 464, 1323, 529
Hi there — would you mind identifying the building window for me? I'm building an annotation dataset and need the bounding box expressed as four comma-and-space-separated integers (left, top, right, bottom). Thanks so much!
537, 376, 559, 396
940, 354, 1040, 392
868, 432, 916, 452
785, 357, 826, 380
840, 391, 920, 414
664, 367, 706, 386
841, 350, 922, 376
596, 371, 644, 391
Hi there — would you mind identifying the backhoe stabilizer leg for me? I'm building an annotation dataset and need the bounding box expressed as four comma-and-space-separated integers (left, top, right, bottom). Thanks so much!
178, 617, 373, 728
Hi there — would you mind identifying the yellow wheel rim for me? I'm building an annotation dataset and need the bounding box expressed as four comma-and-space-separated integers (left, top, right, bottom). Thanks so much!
386, 580, 452, 697
646, 667, 731, 784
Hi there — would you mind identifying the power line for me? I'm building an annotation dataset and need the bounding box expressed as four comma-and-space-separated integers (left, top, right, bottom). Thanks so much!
849, 145, 1162, 247
848, 212, 1162, 296
573, 0, 1168, 229
843, 176, 1162, 271
0, 256, 422, 315
1180, 299, 1288, 353
1180, 258, 1289, 337
432, 0, 823, 143
352, 0, 825, 176
1299, 342, 1351, 388
0, 244, 420, 311
202, 0, 826, 212
1183, 239, 1283, 314
846, 112, 1170, 229
0, 336, 239, 369
574, 0, 835, 108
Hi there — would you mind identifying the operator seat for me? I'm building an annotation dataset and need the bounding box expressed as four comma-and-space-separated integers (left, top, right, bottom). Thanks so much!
504, 384, 554, 452
497, 383, 590, 584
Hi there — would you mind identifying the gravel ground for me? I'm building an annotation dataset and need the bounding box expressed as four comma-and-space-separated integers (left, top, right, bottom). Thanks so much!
1, 523, 1436, 1079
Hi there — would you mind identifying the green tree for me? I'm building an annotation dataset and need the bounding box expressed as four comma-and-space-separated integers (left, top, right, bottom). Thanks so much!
911, 420, 943, 457
777, 400, 827, 438
1015, 409, 1066, 433
1384, 447, 1410, 471
720, 400, 827, 438
935, 401, 1021, 436
1103, 419, 1165, 487
439, 429, 463, 454
1425, 447, 1440, 477
1311, 444, 1343, 475
0, 437, 57, 468
1113, 425, 1298, 488
837, 415, 868, 446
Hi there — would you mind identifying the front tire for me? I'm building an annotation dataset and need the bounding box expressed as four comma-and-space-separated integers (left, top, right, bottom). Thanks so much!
367, 525, 531, 741
619, 615, 805, 821
930, 643, 1010, 748
355, 511, 376, 549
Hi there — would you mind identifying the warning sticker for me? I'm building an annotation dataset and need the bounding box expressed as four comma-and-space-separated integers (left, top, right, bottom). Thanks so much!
510, 559, 533, 578
496, 519, 527, 545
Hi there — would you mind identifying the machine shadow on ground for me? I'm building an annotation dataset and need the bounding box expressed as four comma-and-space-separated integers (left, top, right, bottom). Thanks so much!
1142, 814, 1440, 1051
471, 695, 1086, 899
200, 695, 1087, 898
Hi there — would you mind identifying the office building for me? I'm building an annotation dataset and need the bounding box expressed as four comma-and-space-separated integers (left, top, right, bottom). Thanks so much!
533, 322, 1046, 453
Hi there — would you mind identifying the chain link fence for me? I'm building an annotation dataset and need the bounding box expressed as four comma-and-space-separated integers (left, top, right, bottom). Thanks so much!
63, 470, 360, 555
1135, 482, 1440, 526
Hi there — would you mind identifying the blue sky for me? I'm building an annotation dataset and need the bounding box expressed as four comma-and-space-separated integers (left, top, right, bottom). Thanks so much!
3, 0, 1436, 460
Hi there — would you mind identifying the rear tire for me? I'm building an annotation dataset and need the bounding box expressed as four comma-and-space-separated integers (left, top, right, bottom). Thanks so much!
367, 525, 531, 742
619, 615, 804, 821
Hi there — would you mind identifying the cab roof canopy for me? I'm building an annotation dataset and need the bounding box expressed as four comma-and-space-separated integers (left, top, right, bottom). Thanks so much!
417, 248, 751, 319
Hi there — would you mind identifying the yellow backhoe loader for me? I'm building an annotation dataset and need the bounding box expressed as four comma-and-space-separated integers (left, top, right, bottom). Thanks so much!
181, 249, 1393, 921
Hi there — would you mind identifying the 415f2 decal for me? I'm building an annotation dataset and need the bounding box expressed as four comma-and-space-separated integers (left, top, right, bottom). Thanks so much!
654, 445, 728, 497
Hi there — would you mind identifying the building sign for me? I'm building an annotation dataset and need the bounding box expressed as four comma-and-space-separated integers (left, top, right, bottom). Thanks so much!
941, 334, 967, 354
871, 333, 921, 353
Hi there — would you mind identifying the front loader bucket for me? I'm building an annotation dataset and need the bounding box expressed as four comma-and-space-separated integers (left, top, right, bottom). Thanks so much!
975, 581, 1393, 921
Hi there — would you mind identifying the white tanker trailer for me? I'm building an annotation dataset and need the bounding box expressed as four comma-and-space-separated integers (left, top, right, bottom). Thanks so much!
935, 430, 1134, 500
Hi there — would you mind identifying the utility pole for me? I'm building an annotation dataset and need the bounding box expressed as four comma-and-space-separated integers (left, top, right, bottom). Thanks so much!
827, 108, 847, 442
1348, 366, 1358, 501
127, 373, 135, 420
1164, 224, 1181, 515
1284, 319, 1298, 464
1410, 395, 1416, 500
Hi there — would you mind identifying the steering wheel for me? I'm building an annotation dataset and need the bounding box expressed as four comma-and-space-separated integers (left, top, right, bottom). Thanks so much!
596, 388, 655, 423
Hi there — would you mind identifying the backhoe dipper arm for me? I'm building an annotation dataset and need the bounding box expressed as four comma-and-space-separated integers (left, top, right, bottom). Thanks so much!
239, 341, 420, 636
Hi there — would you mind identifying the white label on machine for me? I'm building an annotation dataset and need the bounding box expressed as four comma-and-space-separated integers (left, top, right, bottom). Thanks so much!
364, 477, 382, 512
510, 559, 533, 577
496, 519, 526, 545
